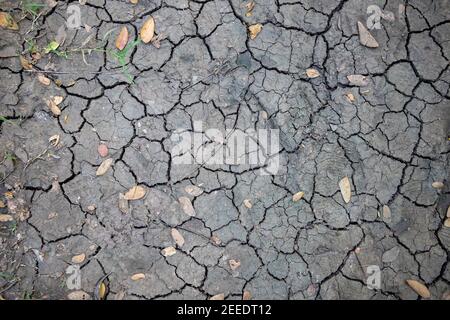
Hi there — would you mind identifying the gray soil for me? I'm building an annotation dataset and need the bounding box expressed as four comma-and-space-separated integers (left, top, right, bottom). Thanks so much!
0, 0, 449, 300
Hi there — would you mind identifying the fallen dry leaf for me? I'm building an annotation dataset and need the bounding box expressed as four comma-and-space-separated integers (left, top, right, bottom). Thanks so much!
140, 16, 155, 43
210, 293, 225, 300
71, 253, 86, 264
171, 228, 185, 247
96, 282, 107, 300
406, 280, 430, 298
0, 214, 13, 222
49, 134, 60, 147
432, 181, 444, 189
162, 246, 176, 257
243, 290, 252, 300
38, 74, 51, 86
306, 68, 320, 78
98, 144, 109, 157
229, 259, 241, 270
345, 93, 355, 102
243, 199, 252, 209
115, 26, 129, 50
339, 176, 351, 203
210, 235, 221, 246
357, 21, 379, 48
67, 290, 91, 300
131, 273, 145, 281
444, 218, 450, 228
20, 56, 33, 70
96, 158, 113, 176
382, 205, 391, 220
184, 185, 203, 196
178, 196, 195, 216
248, 24, 262, 40
124, 186, 146, 200
118, 193, 129, 214
45, 98, 61, 116
0, 12, 19, 30
292, 191, 305, 202
347, 74, 369, 87
52, 96, 64, 105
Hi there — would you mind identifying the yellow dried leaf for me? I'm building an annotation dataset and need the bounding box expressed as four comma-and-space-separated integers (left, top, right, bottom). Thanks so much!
115, 26, 129, 50
140, 16, 155, 43
130, 0, 139, 4
162, 246, 176, 257
406, 280, 430, 298
96, 158, 113, 176
306, 68, 320, 78
243, 199, 252, 209
38, 74, 51, 86
248, 24, 262, 40
71, 253, 86, 264
292, 191, 304, 202
0, 12, 19, 30
20, 56, 33, 70
98, 282, 107, 299
171, 228, 185, 247
0, 214, 13, 222
124, 185, 146, 200
131, 273, 145, 281
339, 176, 351, 203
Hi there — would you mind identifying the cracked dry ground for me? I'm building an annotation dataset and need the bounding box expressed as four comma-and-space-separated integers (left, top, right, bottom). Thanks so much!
0, 0, 449, 300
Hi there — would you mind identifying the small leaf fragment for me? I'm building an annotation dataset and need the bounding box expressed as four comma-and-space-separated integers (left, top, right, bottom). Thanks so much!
292, 191, 304, 202
67, 290, 91, 300
162, 246, 176, 257
184, 185, 203, 196
357, 21, 379, 48
178, 196, 195, 216
406, 280, 430, 298
243, 199, 252, 209
49, 134, 60, 147
118, 193, 129, 214
20, 56, 33, 70
140, 16, 155, 43
0, 214, 13, 222
432, 181, 444, 189
98, 144, 109, 157
0, 12, 19, 30
344, 93, 355, 102
38, 74, 51, 86
131, 273, 145, 281
97, 282, 107, 300
444, 218, 450, 228
96, 158, 113, 176
171, 228, 185, 247
248, 24, 262, 40
210, 235, 221, 246
210, 293, 225, 300
71, 253, 86, 264
115, 26, 129, 50
339, 176, 352, 203
243, 290, 252, 300
45, 98, 61, 116
52, 96, 64, 105
229, 259, 241, 270
347, 74, 369, 87
306, 68, 320, 78
124, 186, 146, 200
